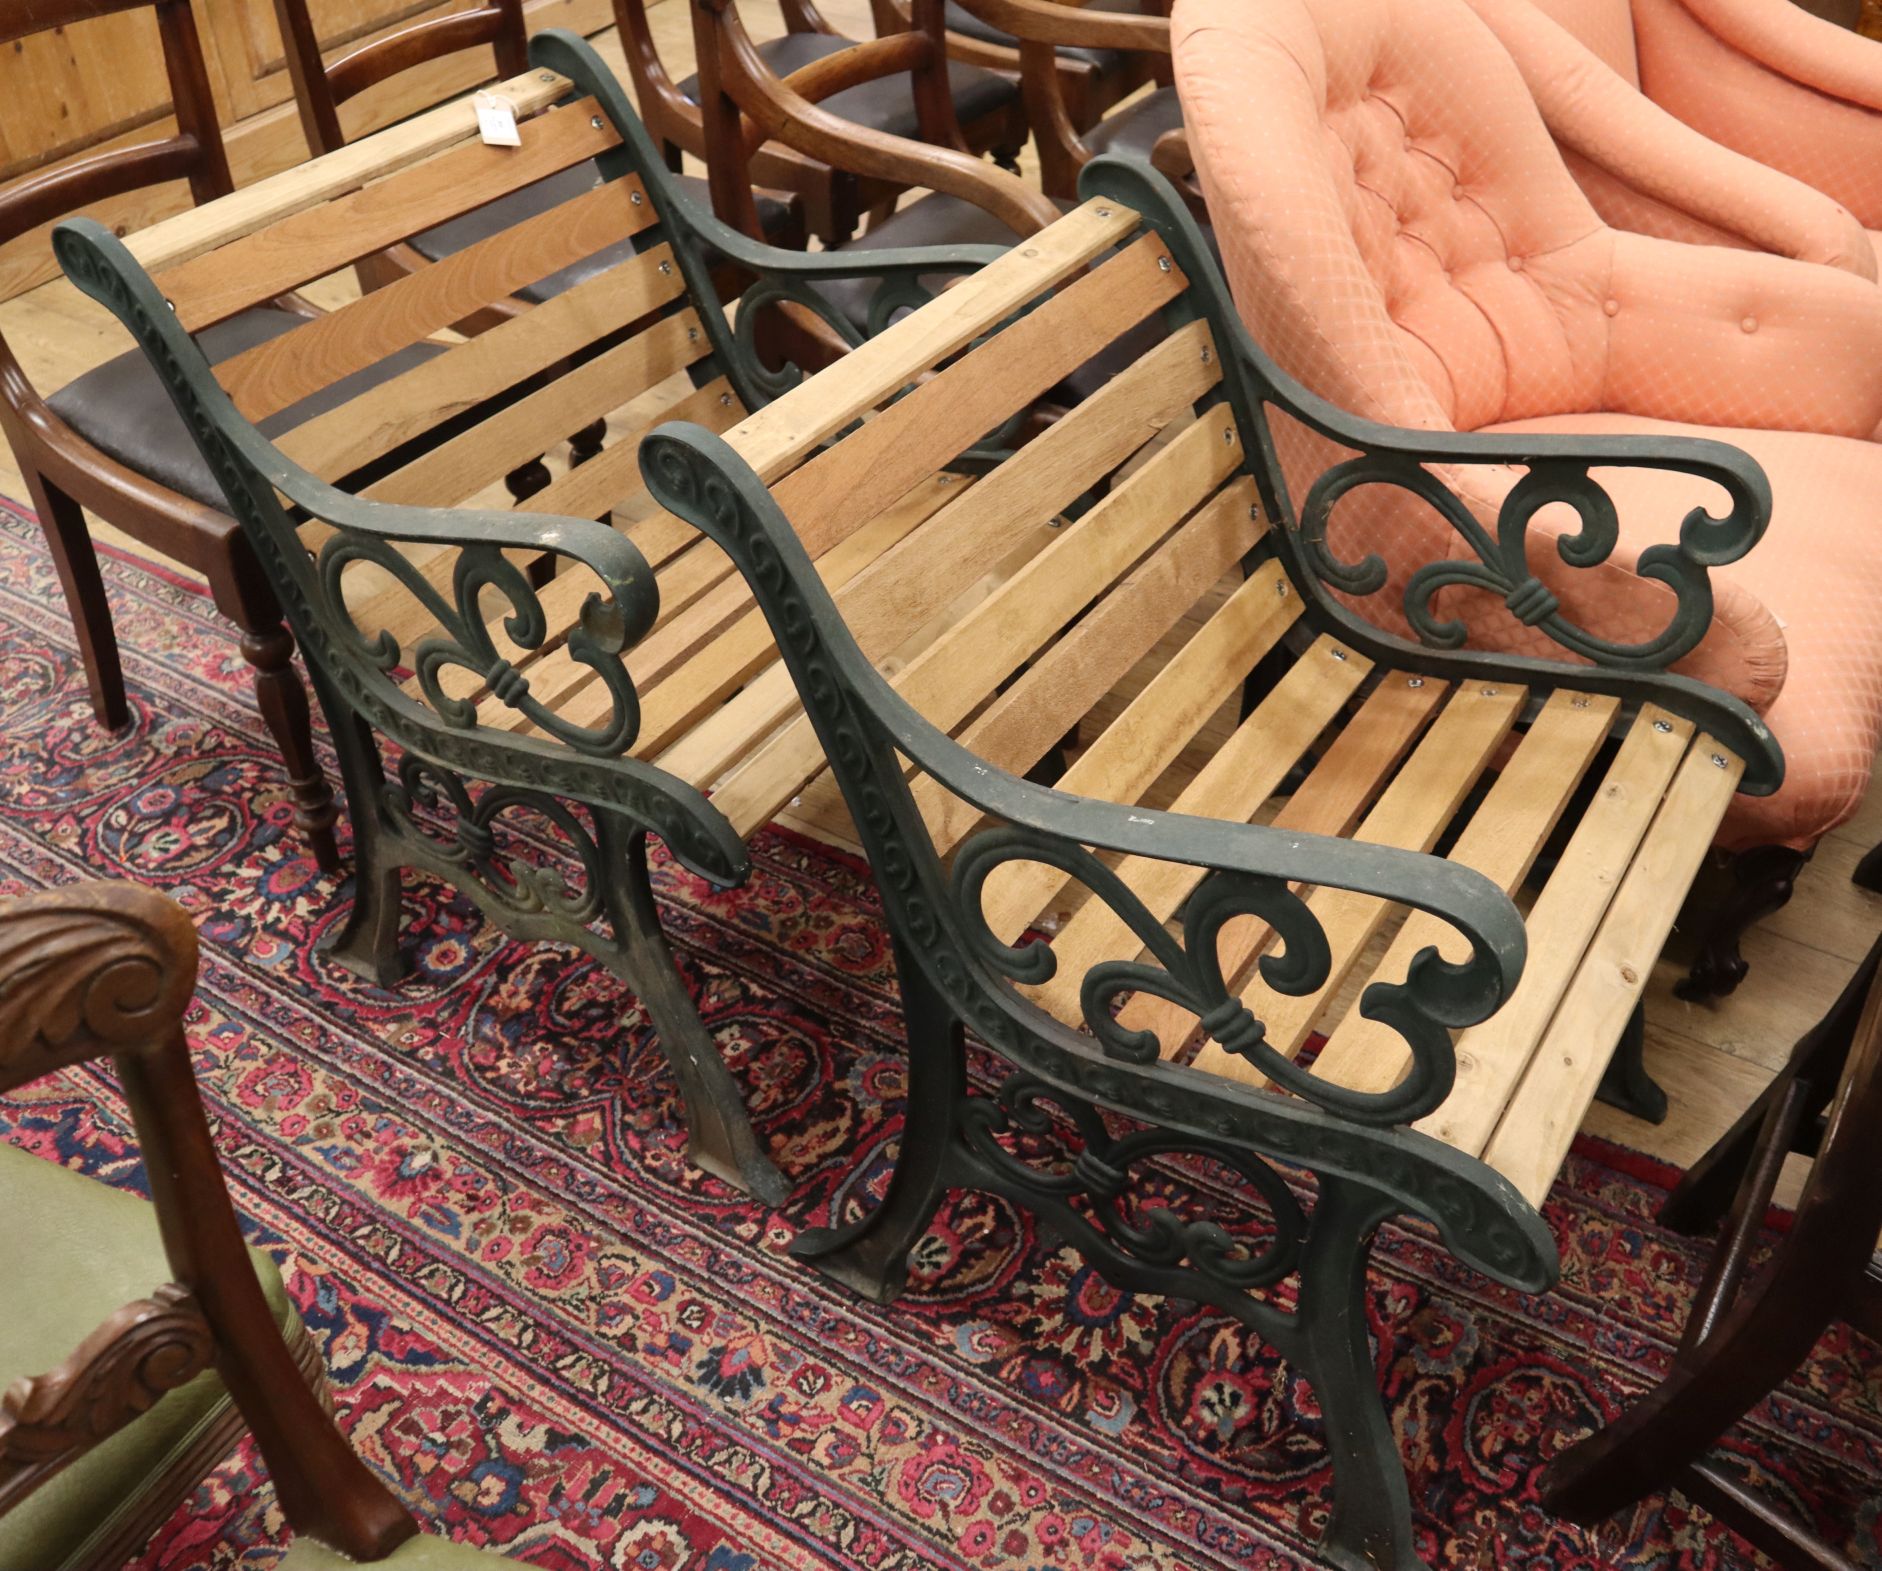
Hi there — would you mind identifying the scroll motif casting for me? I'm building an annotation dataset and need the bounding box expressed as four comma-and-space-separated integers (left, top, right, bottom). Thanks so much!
1300, 453, 1763, 671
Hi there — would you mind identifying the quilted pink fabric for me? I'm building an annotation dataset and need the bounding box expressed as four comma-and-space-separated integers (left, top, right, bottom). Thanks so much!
1469, 0, 1876, 276
1174, 0, 1882, 849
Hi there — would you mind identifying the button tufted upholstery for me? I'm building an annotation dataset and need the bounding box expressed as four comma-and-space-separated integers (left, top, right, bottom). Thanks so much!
1176, 0, 1882, 850
1467, 0, 1878, 278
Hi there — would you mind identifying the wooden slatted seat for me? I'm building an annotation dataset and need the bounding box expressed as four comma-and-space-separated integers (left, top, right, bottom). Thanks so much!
60, 45, 1787, 1566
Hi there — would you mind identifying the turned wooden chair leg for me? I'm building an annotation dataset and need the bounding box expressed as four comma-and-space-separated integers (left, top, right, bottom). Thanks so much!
210, 557, 341, 874
26, 467, 128, 730
1542, 931, 1882, 1563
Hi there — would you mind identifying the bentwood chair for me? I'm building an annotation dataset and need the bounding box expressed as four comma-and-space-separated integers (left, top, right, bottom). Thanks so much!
612, 0, 1028, 244
0, 880, 522, 1568
871, 0, 1166, 136
0, 0, 357, 873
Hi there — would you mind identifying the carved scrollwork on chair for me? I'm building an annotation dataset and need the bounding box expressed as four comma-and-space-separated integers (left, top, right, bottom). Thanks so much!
0, 1283, 214, 1511
0, 884, 197, 1090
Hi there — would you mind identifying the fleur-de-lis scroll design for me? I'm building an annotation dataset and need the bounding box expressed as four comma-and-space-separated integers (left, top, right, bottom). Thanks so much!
319, 532, 645, 758
1300, 453, 1764, 671
951, 824, 1492, 1126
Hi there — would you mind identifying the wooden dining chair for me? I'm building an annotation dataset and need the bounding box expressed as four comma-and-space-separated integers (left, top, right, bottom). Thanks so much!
0, 881, 415, 1566
1540, 930, 1882, 1570
871, 0, 1165, 136
0, 0, 346, 873
613, 0, 1029, 243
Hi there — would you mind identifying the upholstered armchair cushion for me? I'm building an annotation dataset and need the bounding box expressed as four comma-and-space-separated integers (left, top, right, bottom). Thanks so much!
0, 1143, 303, 1570
1466, 0, 1875, 277
1175, 0, 1882, 849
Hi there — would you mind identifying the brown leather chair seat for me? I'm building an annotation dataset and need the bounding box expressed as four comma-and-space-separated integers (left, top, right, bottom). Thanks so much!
411, 164, 798, 293
677, 29, 1020, 143
47, 308, 447, 512
1083, 82, 1183, 160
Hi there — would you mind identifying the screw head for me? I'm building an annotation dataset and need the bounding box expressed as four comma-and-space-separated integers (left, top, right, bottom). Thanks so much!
540, 70, 556, 81
1479, 685, 1499, 697
1570, 694, 1590, 708
1330, 647, 1349, 662
1157, 255, 1172, 273
629, 189, 643, 205
1200, 347, 1212, 364
658, 260, 672, 274
591, 114, 604, 129
1711, 752, 1729, 768
1653, 718, 1673, 733
719, 392, 732, 406
1095, 206, 1113, 217
1407, 676, 1425, 689
164, 298, 176, 312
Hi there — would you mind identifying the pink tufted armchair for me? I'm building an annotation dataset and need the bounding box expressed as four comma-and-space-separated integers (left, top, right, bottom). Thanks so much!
1465, 0, 1880, 277
1173, 0, 1882, 995
1529, 0, 1882, 244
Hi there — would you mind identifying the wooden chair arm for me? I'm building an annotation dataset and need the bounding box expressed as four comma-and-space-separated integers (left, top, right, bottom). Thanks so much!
745, 33, 936, 162
714, 2, 1060, 236
951, 0, 1172, 51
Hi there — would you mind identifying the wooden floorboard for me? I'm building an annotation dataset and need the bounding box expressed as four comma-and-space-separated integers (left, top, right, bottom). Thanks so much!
4, 0, 1877, 1180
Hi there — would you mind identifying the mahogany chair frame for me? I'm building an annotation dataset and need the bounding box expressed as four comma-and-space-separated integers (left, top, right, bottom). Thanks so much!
948, 0, 1187, 205
1542, 930, 1882, 1571
0, 0, 339, 872
0, 881, 415, 1559
870, 0, 1165, 135
613, 0, 1028, 243
689, 0, 1059, 244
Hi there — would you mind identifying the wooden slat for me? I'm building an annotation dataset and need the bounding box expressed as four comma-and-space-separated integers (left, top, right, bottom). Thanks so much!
1024, 636, 1388, 1025
1305, 688, 1619, 1096
158, 102, 621, 330
1419, 705, 1693, 1156
770, 232, 1186, 555
687, 419, 1242, 845
367, 321, 712, 509
622, 472, 972, 759
1481, 737, 1744, 1206
126, 67, 573, 276
1185, 680, 1527, 1081
974, 562, 1319, 948
1131, 674, 1451, 1061
220, 178, 656, 422
912, 480, 1280, 856
723, 197, 1143, 486
278, 246, 690, 484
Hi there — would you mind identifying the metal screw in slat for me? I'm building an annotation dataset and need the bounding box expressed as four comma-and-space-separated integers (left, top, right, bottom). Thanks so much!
658, 261, 672, 274
687, 327, 699, 341
1571, 695, 1589, 708
629, 190, 643, 205
1201, 347, 1212, 364
1479, 686, 1498, 697
1158, 256, 1172, 273
719, 393, 732, 406
164, 299, 176, 312
540, 71, 556, 81
1330, 647, 1348, 661
1712, 753, 1729, 768
1095, 207, 1113, 218
591, 115, 604, 129
1407, 677, 1424, 688
1653, 718, 1673, 733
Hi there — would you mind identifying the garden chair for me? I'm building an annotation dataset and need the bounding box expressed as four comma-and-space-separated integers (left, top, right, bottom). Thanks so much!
1176, 0, 1882, 996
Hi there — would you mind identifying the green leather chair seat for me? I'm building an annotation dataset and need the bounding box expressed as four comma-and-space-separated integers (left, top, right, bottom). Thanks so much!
281, 1532, 521, 1569
0, 1141, 303, 1571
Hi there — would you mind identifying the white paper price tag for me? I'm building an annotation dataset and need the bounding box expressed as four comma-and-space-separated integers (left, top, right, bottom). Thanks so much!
474, 90, 520, 148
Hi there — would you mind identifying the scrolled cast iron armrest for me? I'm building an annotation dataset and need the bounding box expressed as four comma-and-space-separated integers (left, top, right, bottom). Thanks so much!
643, 420, 1528, 1133
535, 28, 1016, 349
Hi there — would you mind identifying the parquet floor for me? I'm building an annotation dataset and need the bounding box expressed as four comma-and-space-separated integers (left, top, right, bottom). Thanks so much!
2, 0, 1874, 1185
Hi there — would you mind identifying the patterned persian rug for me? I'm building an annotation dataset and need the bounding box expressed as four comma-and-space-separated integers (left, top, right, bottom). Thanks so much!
0, 495, 1876, 1571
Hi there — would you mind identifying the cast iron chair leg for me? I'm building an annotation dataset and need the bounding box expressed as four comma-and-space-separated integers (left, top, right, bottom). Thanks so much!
212, 558, 341, 873
1674, 845, 1810, 1001
1297, 1177, 1429, 1571
312, 688, 407, 986
28, 468, 128, 730
1852, 840, 1882, 894
609, 823, 790, 1207
1594, 1002, 1667, 1123
792, 950, 964, 1303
